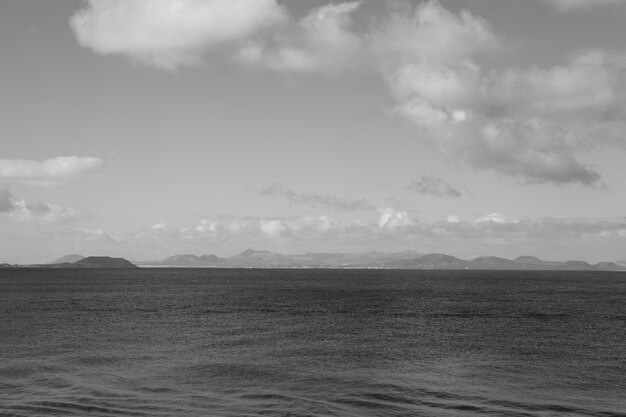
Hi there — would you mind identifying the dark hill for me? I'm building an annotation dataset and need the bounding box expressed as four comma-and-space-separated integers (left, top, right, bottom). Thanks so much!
73, 256, 138, 268
412, 253, 466, 268
514, 256, 543, 263
472, 256, 518, 268
161, 254, 203, 266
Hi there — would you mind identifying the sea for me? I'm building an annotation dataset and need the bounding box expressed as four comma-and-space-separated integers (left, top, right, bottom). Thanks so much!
0, 268, 625, 417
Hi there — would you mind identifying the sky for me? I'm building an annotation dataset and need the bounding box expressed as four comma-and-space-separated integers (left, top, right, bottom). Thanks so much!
1, 0, 626, 264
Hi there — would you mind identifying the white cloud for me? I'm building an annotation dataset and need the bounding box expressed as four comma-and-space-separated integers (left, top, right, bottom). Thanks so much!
377, 208, 415, 230
0, 156, 102, 185
72, 0, 365, 73
475, 213, 520, 224
151, 223, 169, 232
371, 0, 498, 66
260, 219, 290, 237
193, 219, 218, 235
237, 1, 364, 73
71, 0, 288, 69
446, 215, 461, 224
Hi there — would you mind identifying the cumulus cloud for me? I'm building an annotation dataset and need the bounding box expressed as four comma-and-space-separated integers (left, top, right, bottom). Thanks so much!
260, 183, 376, 211
377, 208, 416, 230
370, 0, 498, 66
260, 219, 290, 237
0, 187, 86, 224
71, 0, 366, 73
544, 0, 626, 11
475, 213, 520, 224
237, 1, 364, 73
407, 175, 461, 197
377, 1, 624, 186
0, 156, 102, 185
71, 0, 288, 69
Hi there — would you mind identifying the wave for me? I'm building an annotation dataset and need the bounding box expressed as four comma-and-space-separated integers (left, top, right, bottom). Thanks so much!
3, 373, 625, 417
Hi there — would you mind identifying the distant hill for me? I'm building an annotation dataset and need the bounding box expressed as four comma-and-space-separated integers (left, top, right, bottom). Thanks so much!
135, 250, 626, 271
139, 253, 225, 267
51, 254, 85, 264
515, 256, 542, 263
69, 256, 138, 269
138, 249, 426, 268
417, 253, 466, 268
594, 262, 625, 271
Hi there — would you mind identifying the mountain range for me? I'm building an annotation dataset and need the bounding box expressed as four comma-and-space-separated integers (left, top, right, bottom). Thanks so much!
129, 250, 625, 271
1, 251, 623, 271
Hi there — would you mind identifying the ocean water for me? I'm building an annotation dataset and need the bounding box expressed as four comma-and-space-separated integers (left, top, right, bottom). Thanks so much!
1, 269, 625, 417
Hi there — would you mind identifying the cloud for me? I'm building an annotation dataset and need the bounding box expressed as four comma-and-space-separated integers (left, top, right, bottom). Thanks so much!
71, 0, 366, 73
377, 208, 416, 230
543, 0, 626, 11
260, 183, 376, 211
71, 0, 288, 69
260, 219, 290, 237
237, 1, 364, 73
119, 211, 626, 256
56, 226, 120, 243
437, 214, 626, 244
0, 187, 86, 224
370, 0, 498, 66
407, 175, 461, 197
128, 215, 362, 246
0, 156, 102, 185
68, 0, 626, 186
475, 213, 520, 224
377, 1, 624, 186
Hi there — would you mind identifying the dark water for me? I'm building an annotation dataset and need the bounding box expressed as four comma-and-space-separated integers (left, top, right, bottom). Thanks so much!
1, 269, 625, 417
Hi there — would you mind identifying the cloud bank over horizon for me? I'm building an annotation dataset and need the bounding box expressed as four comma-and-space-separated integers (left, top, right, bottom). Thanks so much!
44, 210, 626, 262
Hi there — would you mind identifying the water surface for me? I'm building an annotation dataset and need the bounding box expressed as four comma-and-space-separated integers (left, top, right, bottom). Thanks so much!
1, 269, 625, 416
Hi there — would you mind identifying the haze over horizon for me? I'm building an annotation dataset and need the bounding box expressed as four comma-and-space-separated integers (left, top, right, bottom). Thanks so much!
2, 0, 626, 264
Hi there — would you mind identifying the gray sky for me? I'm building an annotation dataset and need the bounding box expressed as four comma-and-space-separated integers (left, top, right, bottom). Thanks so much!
1, 0, 626, 264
